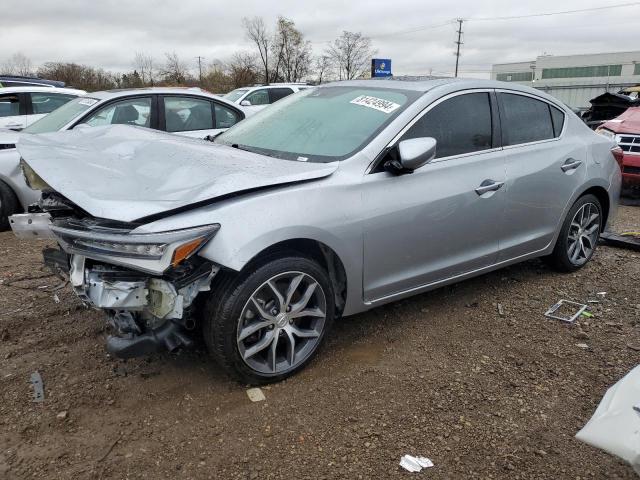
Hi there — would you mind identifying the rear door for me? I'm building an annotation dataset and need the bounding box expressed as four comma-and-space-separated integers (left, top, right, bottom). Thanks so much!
497, 91, 585, 261
26, 92, 78, 127
0, 93, 26, 130
362, 90, 506, 301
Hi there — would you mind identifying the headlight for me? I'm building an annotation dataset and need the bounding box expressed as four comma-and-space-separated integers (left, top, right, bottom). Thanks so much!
50, 223, 220, 273
595, 128, 615, 141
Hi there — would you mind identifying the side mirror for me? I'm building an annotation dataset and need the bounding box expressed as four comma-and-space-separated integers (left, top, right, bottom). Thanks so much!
398, 137, 437, 171
240, 100, 252, 107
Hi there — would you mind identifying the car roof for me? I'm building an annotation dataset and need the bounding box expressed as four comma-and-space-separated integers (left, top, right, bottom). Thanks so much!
87, 87, 239, 106
320, 78, 567, 108
0, 86, 86, 95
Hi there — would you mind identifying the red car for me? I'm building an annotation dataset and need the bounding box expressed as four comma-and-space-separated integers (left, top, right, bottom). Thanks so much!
597, 107, 640, 188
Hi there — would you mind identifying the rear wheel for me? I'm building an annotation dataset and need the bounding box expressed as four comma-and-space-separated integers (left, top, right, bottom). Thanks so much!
0, 181, 20, 231
546, 194, 602, 272
202, 254, 335, 384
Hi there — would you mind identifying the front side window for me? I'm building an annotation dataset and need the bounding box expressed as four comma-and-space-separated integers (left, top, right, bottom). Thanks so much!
0, 94, 20, 118
30, 93, 77, 114
83, 97, 152, 128
214, 103, 241, 129
216, 86, 420, 163
401, 92, 493, 158
269, 88, 294, 103
245, 89, 270, 105
164, 97, 213, 132
499, 93, 554, 146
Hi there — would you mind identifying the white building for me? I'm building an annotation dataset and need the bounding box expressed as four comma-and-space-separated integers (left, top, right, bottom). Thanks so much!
491, 51, 640, 109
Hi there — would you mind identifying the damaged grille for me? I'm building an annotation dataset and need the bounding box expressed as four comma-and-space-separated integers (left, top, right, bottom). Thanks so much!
619, 134, 640, 155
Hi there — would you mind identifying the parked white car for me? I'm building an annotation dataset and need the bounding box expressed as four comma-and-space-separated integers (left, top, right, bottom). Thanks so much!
0, 87, 247, 228
0, 86, 85, 130
223, 83, 309, 114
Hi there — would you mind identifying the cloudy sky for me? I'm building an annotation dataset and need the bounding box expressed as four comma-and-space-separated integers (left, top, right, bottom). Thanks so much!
2, 0, 639, 78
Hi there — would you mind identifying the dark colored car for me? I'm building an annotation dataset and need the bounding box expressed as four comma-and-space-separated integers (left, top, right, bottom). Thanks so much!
0, 76, 66, 88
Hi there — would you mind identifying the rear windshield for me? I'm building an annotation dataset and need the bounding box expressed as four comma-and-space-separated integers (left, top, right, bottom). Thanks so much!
216, 86, 420, 162
24, 97, 98, 134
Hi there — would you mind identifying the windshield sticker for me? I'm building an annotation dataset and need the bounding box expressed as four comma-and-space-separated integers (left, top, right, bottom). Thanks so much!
78, 98, 99, 106
350, 95, 401, 114
296, 156, 309, 162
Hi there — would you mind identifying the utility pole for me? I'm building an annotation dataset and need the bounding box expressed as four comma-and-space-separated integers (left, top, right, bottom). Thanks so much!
196, 56, 204, 85
454, 19, 464, 78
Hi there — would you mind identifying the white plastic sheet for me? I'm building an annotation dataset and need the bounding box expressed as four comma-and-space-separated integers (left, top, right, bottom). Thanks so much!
576, 364, 640, 475
399, 455, 434, 472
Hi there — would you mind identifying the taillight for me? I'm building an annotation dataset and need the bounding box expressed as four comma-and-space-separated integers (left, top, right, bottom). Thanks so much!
611, 146, 624, 169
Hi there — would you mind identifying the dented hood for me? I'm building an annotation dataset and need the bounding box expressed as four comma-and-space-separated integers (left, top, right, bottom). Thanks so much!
601, 107, 640, 134
17, 125, 338, 222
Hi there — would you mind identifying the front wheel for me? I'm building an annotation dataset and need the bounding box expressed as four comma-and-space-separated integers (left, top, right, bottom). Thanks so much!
545, 194, 602, 272
202, 255, 335, 384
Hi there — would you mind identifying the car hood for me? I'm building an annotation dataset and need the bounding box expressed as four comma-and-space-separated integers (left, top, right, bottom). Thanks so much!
17, 125, 338, 223
601, 107, 640, 134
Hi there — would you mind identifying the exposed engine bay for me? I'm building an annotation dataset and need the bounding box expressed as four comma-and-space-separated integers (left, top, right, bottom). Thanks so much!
15, 191, 221, 358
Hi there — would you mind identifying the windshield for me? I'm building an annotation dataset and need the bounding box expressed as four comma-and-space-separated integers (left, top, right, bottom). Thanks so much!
224, 89, 249, 103
23, 97, 99, 134
216, 86, 420, 162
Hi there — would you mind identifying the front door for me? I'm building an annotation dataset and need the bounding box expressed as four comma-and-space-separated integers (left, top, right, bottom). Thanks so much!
0, 93, 26, 130
362, 91, 506, 302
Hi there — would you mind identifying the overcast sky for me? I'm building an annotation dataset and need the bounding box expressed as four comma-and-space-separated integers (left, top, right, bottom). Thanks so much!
2, 0, 639, 78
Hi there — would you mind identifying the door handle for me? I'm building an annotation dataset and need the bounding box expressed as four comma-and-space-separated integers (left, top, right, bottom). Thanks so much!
475, 179, 504, 196
561, 158, 582, 172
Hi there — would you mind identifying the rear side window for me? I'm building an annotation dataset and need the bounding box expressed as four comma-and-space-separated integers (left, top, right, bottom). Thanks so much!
164, 96, 213, 132
0, 94, 20, 117
499, 93, 554, 145
401, 92, 493, 158
269, 88, 294, 103
214, 103, 242, 129
245, 89, 269, 106
550, 106, 565, 137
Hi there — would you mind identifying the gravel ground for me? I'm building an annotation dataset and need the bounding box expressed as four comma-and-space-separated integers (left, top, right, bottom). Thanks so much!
0, 205, 639, 479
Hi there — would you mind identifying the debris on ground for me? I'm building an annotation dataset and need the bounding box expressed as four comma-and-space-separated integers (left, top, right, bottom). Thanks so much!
544, 299, 588, 323
577, 365, 640, 475
29, 371, 44, 403
399, 455, 434, 472
56, 411, 68, 420
246, 387, 266, 402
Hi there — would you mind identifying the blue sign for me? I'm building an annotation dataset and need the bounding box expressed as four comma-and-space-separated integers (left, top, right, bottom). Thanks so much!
371, 58, 392, 77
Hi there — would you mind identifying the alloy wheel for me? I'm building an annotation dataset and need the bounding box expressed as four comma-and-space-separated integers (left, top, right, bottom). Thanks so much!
566, 202, 600, 266
237, 271, 327, 375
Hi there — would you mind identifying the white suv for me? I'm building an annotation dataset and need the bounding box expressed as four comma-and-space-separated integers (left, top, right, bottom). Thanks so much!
223, 83, 309, 113
0, 86, 86, 130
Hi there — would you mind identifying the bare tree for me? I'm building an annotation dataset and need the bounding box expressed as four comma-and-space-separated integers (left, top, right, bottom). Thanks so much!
314, 55, 333, 84
271, 17, 311, 82
1, 53, 34, 76
242, 16, 271, 84
225, 52, 259, 89
133, 51, 155, 85
161, 52, 189, 84
37, 62, 118, 91
326, 31, 376, 80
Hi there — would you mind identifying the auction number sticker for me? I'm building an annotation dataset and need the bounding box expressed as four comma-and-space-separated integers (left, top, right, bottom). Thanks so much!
350, 95, 401, 114
78, 98, 99, 106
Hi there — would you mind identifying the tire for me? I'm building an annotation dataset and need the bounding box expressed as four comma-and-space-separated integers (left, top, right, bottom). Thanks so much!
545, 194, 602, 272
202, 253, 335, 384
0, 181, 20, 231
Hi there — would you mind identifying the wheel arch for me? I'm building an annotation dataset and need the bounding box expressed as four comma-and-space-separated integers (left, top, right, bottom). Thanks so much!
241, 238, 349, 316
578, 185, 610, 232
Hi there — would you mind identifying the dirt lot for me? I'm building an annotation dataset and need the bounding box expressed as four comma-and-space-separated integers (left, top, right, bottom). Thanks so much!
1, 206, 639, 479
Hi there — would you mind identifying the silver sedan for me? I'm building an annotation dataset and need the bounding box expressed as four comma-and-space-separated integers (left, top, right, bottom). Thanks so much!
11, 79, 621, 384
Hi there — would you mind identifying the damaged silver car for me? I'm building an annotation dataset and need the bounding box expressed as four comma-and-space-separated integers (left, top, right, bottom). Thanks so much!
11, 79, 621, 384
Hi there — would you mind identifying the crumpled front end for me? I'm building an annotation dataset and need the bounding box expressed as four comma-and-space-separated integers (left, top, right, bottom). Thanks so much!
11, 194, 221, 358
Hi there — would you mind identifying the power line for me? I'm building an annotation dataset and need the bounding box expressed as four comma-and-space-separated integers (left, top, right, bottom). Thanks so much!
467, 2, 640, 22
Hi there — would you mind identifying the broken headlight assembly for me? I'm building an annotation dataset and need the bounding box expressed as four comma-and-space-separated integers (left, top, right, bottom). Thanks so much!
51, 222, 220, 274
